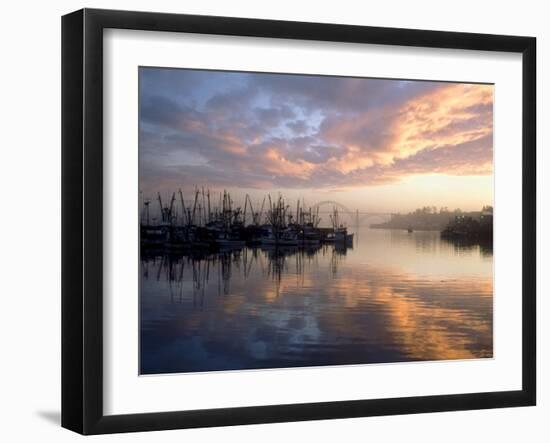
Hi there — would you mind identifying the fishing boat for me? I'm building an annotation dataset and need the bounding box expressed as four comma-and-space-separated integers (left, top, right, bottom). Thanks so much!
323, 232, 336, 243
140, 225, 167, 248
299, 223, 321, 245
330, 207, 354, 245
204, 221, 244, 249
261, 226, 298, 246
215, 231, 246, 249
334, 226, 354, 244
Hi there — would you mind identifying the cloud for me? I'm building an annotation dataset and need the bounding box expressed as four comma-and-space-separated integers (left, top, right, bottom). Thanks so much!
139, 68, 493, 196
255, 105, 296, 128
286, 119, 309, 134
391, 134, 493, 176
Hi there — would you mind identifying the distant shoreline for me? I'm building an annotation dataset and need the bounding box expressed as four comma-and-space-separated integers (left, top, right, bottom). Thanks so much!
369, 226, 441, 231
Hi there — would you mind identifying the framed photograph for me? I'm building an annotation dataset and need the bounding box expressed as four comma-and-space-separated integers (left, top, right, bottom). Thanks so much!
61, 8, 536, 434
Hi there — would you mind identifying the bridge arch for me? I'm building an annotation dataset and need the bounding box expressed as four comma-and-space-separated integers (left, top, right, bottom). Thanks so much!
311, 201, 358, 227
311, 200, 353, 214
311, 201, 392, 227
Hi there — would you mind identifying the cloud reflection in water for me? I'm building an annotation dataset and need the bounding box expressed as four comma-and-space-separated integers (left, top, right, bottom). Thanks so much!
140, 228, 492, 374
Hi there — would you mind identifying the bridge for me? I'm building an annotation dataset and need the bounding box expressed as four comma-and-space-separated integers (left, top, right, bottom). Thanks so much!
311, 200, 393, 227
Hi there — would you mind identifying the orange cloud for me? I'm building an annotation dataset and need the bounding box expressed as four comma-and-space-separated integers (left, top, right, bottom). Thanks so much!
321, 83, 493, 178
393, 84, 493, 158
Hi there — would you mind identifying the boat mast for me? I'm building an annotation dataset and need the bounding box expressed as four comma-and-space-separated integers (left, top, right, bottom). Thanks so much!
178, 189, 187, 226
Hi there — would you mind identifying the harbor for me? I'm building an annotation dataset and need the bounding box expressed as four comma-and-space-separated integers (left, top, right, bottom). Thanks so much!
140, 192, 494, 374
140, 189, 355, 254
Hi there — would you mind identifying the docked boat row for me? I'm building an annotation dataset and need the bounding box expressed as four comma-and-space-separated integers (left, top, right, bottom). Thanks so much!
140, 189, 354, 252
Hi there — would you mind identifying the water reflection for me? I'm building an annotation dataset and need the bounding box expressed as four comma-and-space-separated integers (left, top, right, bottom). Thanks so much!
140, 227, 492, 374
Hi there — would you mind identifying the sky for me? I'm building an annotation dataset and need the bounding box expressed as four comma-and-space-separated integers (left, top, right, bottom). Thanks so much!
139, 67, 493, 213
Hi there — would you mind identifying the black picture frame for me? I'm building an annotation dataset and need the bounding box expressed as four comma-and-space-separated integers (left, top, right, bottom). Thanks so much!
62, 8, 536, 435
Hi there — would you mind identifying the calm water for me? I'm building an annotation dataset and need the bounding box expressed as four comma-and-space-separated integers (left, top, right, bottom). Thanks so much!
140, 227, 493, 374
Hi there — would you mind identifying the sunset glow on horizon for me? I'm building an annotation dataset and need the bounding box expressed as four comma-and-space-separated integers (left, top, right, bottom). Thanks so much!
139, 68, 493, 213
